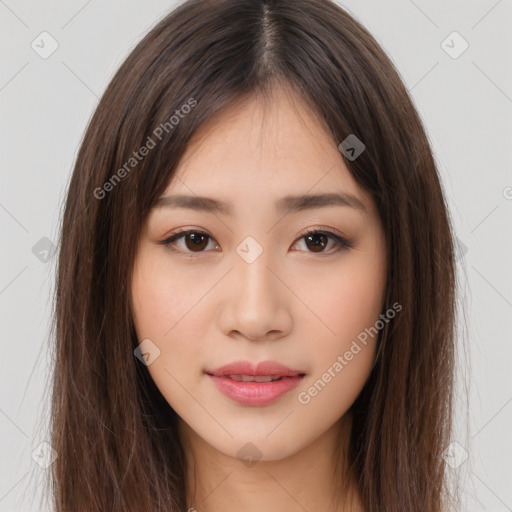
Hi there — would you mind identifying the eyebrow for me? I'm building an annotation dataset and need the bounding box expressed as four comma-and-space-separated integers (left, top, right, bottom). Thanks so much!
153, 192, 367, 216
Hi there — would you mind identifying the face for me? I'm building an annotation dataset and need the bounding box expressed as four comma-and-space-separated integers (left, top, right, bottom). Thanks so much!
131, 84, 387, 462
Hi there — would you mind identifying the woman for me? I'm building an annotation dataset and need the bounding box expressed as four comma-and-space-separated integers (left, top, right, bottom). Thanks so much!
47, 0, 459, 510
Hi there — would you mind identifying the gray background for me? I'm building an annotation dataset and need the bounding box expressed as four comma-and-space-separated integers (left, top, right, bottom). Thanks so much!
1, 0, 511, 510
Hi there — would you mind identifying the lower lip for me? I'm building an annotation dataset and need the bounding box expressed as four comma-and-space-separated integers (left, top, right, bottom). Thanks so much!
207, 374, 304, 406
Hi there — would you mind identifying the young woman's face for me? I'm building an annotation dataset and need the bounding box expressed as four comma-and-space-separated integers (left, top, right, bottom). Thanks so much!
131, 84, 387, 462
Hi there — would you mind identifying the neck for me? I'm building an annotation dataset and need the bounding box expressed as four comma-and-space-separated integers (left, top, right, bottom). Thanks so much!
178, 410, 362, 512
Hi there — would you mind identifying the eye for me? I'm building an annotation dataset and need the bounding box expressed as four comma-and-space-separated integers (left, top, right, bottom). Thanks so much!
156, 228, 353, 257
156, 229, 219, 257
293, 228, 353, 254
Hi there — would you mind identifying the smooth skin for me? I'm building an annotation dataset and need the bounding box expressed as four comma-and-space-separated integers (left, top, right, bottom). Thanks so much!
131, 83, 387, 511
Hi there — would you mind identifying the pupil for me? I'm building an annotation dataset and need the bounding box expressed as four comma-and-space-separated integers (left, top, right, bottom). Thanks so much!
186, 233, 208, 251
306, 233, 327, 252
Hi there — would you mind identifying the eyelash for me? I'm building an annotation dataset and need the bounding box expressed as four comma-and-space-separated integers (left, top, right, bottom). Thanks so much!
156, 227, 353, 258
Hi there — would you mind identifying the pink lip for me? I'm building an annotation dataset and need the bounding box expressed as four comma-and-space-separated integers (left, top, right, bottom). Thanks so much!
205, 360, 306, 406
206, 360, 304, 377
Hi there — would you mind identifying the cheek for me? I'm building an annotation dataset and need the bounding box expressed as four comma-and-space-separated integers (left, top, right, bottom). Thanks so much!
131, 255, 208, 415
131, 250, 215, 371
293, 251, 385, 408
301, 254, 385, 349
131, 251, 201, 338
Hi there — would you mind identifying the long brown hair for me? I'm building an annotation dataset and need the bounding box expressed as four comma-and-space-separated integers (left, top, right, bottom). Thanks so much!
44, 0, 459, 510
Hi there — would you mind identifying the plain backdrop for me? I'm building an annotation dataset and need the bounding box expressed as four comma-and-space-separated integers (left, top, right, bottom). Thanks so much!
0, 1, 511, 510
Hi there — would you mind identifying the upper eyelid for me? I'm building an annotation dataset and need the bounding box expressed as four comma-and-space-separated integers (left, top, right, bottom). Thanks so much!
162, 227, 344, 241
163, 224, 348, 238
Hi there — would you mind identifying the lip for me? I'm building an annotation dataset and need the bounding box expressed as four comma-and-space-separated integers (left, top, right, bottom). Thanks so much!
205, 360, 306, 406
206, 360, 304, 377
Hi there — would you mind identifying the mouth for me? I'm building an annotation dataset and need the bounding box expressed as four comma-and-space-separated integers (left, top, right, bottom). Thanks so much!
204, 360, 306, 406
208, 374, 295, 382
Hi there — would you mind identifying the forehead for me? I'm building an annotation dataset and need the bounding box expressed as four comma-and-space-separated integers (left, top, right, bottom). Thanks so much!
161, 84, 372, 213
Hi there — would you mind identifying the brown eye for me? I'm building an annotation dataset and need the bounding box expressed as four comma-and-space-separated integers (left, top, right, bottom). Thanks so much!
158, 230, 218, 254
182, 232, 209, 251
294, 229, 352, 254
303, 232, 329, 252
157, 228, 352, 257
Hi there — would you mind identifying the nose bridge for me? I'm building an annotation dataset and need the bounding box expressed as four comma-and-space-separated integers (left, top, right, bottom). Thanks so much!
222, 234, 289, 340
234, 235, 277, 305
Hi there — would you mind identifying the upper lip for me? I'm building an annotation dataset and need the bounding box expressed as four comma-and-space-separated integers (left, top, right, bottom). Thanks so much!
205, 360, 305, 377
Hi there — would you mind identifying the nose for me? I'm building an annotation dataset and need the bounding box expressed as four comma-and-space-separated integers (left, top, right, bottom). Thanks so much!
218, 247, 293, 342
